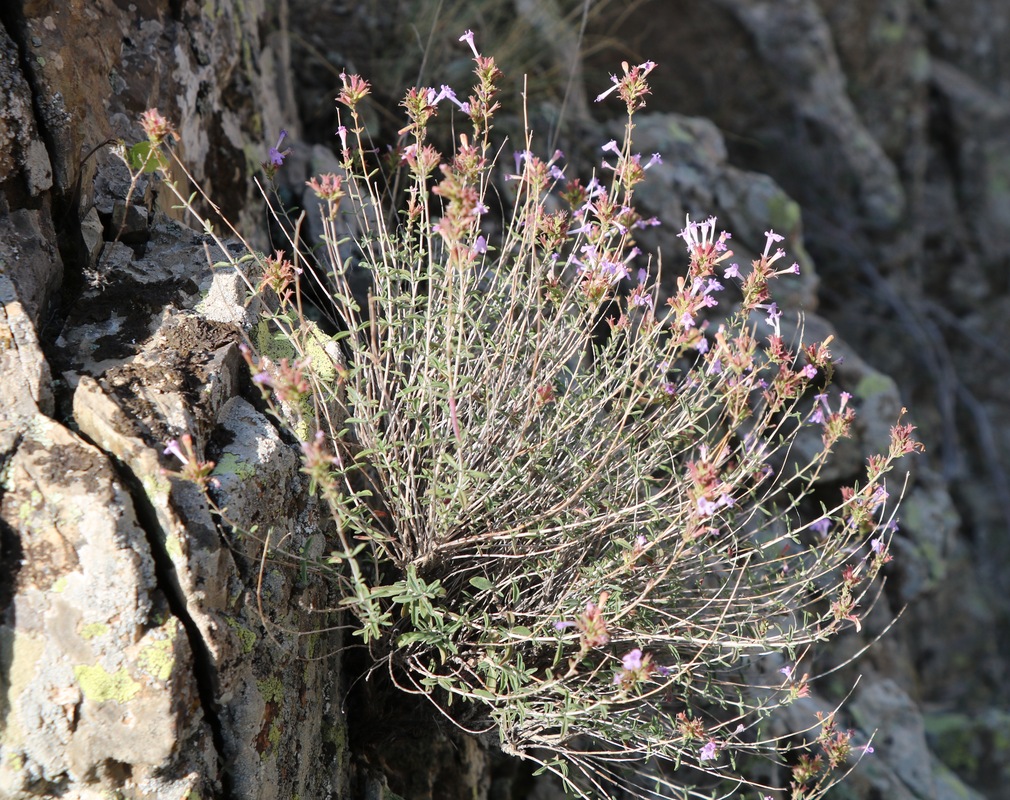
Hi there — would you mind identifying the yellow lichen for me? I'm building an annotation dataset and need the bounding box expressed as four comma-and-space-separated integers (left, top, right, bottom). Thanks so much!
226, 617, 257, 654
79, 623, 109, 640
258, 675, 284, 704
139, 637, 175, 681
74, 664, 141, 703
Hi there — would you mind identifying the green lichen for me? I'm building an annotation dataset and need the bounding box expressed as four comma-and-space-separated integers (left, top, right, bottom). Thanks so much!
322, 719, 347, 751
872, 19, 907, 44
855, 371, 897, 400
766, 192, 802, 235
268, 721, 282, 749
987, 151, 1010, 201
142, 471, 172, 499
51, 576, 68, 593
911, 48, 931, 81
165, 531, 183, 560
1, 630, 45, 748
932, 755, 986, 799
139, 637, 175, 681
258, 675, 284, 704
226, 618, 257, 653
80, 623, 109, 640
74, 664, 141, 703
662, 118, 698, 145
6, 752, 24, 772
26, 416, 55, 447
255, 318, 338, 382
213, 452, 257, 481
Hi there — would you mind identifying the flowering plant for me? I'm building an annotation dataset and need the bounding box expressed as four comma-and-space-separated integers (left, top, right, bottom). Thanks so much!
138, 31, 920, 800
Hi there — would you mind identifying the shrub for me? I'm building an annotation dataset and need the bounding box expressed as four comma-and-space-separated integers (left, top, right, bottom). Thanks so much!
141, 32, 921, 800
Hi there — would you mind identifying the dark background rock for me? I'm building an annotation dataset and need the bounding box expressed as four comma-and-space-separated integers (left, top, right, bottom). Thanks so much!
2, 0, 1008, 797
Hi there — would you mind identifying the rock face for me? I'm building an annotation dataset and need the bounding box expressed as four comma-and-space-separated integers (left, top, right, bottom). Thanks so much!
2, 1, 1008, 799
1, 2, 348, 799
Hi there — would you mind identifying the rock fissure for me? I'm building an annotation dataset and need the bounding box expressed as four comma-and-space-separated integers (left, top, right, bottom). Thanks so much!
97, 445, 234, 799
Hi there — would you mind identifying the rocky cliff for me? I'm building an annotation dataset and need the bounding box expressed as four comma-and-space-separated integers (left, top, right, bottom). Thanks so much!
1, 0, 1007, 798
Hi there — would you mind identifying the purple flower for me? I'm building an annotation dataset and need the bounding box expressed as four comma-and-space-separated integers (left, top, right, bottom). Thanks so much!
678, 214, 719, 252
438, 84, 469, 112
870, 486, 889, 510
697, 497, 719, 518
459, 29, 479, 58
870, 537, 885, 555
762, 229, 784, 257
634, 215, 661, 229
472, 235, 488, 255
163, 439, 187, 463
811, 517, 831, 537
595, 73, 621, 103
779, 664, 794, 679
268, 130, 289, 166
724, 263, 741, 279
801, 363, 818, 379
553, 620, 576, 631
622, 648, 644, 671
601, 139, 620, 156
699, 740, 718, 762
630, 287, 653, 308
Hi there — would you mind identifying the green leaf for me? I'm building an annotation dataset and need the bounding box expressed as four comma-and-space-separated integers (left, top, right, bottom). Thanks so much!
127, 141, 167, 174
469, 576, 494, 592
